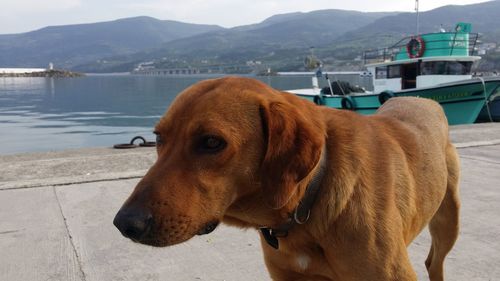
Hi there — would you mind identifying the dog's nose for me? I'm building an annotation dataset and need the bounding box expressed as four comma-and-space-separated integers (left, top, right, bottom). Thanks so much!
113, 208, 153, 240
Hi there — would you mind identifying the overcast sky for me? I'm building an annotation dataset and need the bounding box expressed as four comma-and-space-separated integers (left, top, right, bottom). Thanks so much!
0, 0, 492, 34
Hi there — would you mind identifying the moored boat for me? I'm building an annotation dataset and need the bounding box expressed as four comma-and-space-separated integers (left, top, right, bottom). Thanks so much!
288, 22, 500, 125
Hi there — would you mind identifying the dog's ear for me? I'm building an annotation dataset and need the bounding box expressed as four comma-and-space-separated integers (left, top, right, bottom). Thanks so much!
259, 100, 323, 209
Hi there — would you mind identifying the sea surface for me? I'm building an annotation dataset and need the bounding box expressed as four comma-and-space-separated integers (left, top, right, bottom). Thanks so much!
0, 74, 371, 155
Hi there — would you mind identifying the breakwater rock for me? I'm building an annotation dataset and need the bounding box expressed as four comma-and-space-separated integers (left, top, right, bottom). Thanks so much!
0, 69, 85, 78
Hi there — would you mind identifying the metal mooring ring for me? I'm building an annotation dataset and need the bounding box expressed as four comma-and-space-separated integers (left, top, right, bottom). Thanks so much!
113, 136, 155, 149
113, 143, 138, 149
131, 136, 156, 147
139, 141, 156, 147
130, 136, 146, 145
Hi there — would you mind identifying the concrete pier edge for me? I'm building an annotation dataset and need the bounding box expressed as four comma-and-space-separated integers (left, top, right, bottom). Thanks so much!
1, 123, 499, 281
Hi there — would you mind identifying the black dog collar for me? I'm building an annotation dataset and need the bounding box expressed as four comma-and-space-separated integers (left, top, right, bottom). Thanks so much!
260, 149, 327, 250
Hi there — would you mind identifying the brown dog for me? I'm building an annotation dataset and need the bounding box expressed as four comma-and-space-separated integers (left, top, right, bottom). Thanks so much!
114, 77, 460, 281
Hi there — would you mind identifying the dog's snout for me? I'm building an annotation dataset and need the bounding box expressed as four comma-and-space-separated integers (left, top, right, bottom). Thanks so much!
113, 208, 153, 241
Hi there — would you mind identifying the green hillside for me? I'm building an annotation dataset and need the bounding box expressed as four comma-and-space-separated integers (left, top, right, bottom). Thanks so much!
0, 16, 223, 69
1, 1, 500, 73
80, 1, 500, 73
317, 1, 500, 71
74, 9, 395, 72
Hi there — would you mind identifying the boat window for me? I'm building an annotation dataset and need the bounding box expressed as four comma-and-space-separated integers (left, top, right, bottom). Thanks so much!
387, 65, 401, 78
420, 61, 473, 75
376, 66, 387, 79
447, 61, 472, 74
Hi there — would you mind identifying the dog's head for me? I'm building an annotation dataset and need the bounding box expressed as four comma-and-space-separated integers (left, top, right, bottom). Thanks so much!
113, 77, 324, 246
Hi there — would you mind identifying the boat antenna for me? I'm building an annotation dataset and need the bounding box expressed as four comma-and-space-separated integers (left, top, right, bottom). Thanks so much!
415, 0, 420, 35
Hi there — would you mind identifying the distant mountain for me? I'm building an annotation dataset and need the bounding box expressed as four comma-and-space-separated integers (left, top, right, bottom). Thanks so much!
0, 16, 223, 69
74, 9, 396, 72
2, 1, 500, 73
339, 1, 500, 42
231, 10, 394, 36
77, 1, 500, 73
315, 0, 500, 70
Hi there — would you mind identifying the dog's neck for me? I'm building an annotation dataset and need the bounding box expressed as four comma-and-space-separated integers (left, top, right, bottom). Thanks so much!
223, 148, 327, 250
259, 148, 327, 249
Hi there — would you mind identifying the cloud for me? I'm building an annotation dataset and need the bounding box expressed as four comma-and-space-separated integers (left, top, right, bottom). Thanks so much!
1, 0, 81, 13
0, 0, 492, 34
0, 0, 82, 33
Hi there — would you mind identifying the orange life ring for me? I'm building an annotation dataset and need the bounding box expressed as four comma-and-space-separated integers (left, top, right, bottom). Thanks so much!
406, 36, 425, 58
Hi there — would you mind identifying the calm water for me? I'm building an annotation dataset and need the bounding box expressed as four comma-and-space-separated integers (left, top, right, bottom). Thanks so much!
0, 74, 371, 154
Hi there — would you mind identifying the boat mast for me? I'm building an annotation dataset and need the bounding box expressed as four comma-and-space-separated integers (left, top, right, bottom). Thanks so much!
415, 0, 420, 35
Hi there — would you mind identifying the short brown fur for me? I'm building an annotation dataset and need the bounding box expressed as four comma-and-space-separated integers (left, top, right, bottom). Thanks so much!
116, 77, 460, 281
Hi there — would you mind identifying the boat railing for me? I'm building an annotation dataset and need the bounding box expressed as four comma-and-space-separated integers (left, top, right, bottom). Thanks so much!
363, 32, 479, 65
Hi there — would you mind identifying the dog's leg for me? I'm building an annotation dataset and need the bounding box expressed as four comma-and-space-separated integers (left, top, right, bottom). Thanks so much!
425, 145, 460, 281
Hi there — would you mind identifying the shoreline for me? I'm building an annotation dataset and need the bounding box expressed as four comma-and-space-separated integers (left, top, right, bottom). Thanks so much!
1, 122, 499, 155
1, 122, 499, 191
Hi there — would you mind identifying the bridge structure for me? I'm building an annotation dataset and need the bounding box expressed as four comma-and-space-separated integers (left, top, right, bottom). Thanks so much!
132, 68, 201, 75
132, 63, 255, 75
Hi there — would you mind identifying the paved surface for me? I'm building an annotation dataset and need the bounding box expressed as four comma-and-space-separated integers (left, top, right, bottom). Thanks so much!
1, 123, 500, 281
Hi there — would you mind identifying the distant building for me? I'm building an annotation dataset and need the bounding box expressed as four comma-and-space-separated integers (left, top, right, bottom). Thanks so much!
133, 61, 155, 72
246, 60, 262, 66
482, 43, 497, 50
476, 42, 498, 55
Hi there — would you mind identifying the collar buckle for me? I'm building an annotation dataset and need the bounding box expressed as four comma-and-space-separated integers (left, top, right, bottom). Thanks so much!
294, 208, 311, 224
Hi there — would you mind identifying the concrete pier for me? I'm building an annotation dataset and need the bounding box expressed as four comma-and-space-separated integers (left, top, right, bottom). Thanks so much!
1, 123, 499, 281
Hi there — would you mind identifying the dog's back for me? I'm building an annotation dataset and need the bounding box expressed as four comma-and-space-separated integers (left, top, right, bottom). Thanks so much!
376, 97, 449, 149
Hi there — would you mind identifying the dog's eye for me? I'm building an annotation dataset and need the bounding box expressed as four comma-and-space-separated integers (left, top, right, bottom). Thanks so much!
198, 135, 226, 154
